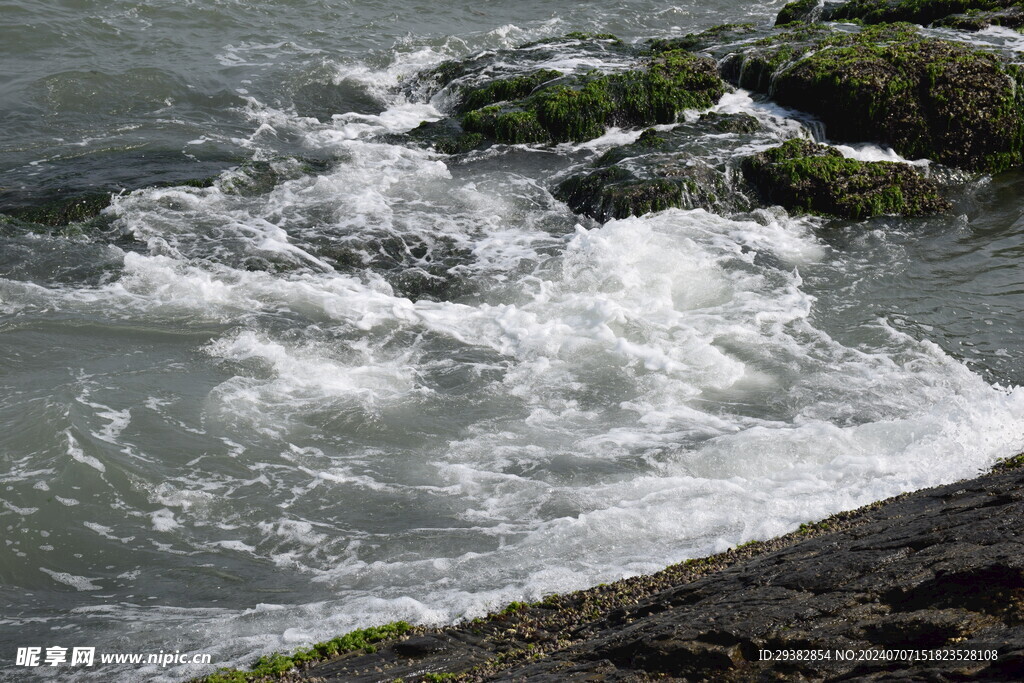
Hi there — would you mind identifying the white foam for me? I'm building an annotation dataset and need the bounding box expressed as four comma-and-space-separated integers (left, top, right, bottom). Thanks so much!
65, 431, 106, 473
150, 509, 181, 532
40, 568, 102, 592
834, 142, 930, 166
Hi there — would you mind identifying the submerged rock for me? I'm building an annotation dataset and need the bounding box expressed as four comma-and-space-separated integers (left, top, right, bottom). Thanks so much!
554, 116, 763, 222
555, 163, 726, 222
723, 24, 1024, 173
405, 118, 485, 155
2, 193, 114, 227
315, 233, 472, 302
742, 138, 950, 218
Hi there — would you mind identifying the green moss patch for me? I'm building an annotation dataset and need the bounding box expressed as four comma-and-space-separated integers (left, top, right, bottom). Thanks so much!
194, 621, 414, 682
828, 0, 1024, 26
457, 69, 563, 113
741, 138, 950, 218
725, 24, 1024, 173
776, 0, 823, 25
932, 5, 1024, 28
459, 50, 725, 144
649, 23, 758, 53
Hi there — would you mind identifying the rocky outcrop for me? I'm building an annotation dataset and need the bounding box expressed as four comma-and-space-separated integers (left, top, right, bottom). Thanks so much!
721, 23, 1024, 173
203, 459, 1024, 682
932, 4, 1024, 28
458, 50, 726, 145
404, 35, 727, 152
742, 138, 950, 218
775, 0, 1024, 28
776, 0, 826, 25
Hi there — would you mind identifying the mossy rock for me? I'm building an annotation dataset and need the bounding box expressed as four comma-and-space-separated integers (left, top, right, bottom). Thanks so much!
594, 128, 670, 167
741, 138, 950, 219
555, 156, 728, 222
697, 111, 762, 134
776, 0, 825, 25
409, 33, 634, 103
457, 70, 564, 114
649, 23, 758, 53
717, 24, 835, 93
406, 118, 486, 154
2, 193, 113, 227
932, 5, 1024, 28
519, 32, 624, 48
724, 24, 1024, 173
827, 0, 1024, 26
459, 50, 726, 145
218, 159, 330, 197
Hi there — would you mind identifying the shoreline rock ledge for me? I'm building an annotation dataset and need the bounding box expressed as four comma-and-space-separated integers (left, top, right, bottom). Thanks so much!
201, 459, 1024, 682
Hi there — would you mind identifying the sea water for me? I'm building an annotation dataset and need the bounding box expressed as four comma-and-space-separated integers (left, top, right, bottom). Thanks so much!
2, 0, 1024, 679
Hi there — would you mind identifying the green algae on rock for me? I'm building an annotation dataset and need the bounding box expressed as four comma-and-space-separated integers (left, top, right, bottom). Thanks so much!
828, 0, 1024, 26
741, 138, 950, 219
776, 0, 824, 25
555, 167, 717, 222
648, 23, 758, 53
406, 118, 486, 154
456, 69, 564, 114
723, 24, 1024, 173
459, 50, 726, 144
194, 621, 414, 682
932, 4, 1024, 28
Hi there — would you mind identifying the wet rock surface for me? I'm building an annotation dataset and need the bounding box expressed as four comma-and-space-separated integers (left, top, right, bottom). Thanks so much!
294, 463, 1024, 682
553, 117, 762, 222
823, 0, 1024, 27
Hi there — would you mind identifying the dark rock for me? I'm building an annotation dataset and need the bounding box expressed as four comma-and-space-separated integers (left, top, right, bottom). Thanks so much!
406, 118, 486, 155
392, 636, 449, 657
723, 23, 1024, 173
555, 159, 729, 222
828, 0, 1024, 26
291, 464, 1024, 681
553, 115, 766, 222
2, 192, 113, 227
697, 111, 761, 135
933, 5, 1024, 29
314, 233, 472, 302
741, 138, 950, 219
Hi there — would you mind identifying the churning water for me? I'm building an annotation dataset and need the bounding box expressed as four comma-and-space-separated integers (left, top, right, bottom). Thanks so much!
2, 0, 1024, 679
